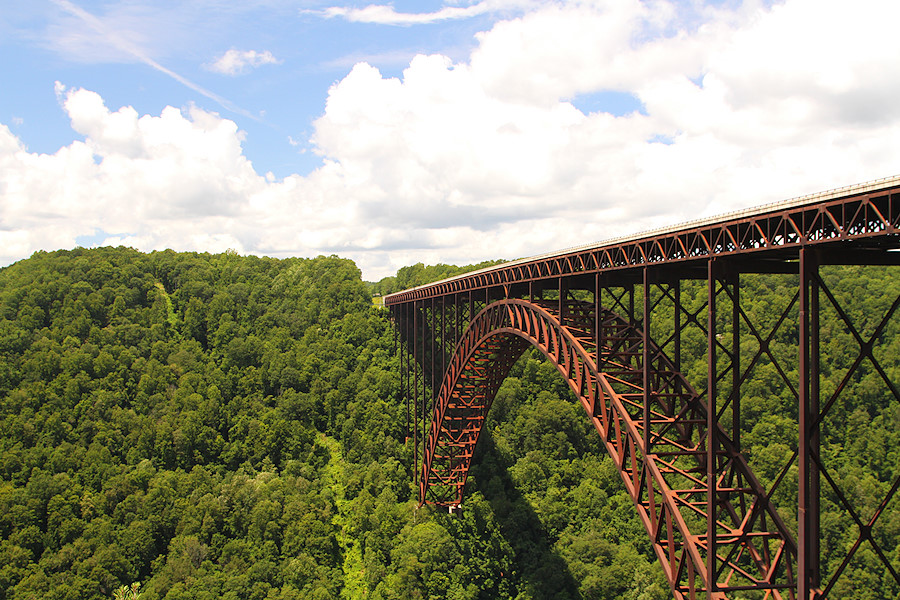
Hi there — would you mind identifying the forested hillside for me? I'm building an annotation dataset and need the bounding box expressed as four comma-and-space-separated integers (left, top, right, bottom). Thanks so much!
0, 248, 665, 600
0, 248, 897, 599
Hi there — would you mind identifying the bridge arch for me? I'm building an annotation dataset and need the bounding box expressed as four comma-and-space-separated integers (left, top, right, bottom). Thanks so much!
422, 298, 796, 599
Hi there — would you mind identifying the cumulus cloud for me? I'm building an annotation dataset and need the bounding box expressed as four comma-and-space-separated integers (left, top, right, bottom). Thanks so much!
206, 49, 282, 76
3, 0, 900, 279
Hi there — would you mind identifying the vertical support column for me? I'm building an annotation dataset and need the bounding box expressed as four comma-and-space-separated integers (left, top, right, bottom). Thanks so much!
455, 293, 461, 348
674, 281, 681, 374
558, 277, 567, 325
731, 270, 741, 451
629, 283, 636, 326
413, 300, 419, 495
643, 267, 651, 453
810, 257, 821, 592
595, 273, 602, 362
459, 293, 464, 342
430, 296, 435, 417
707, 260, 718, 597
403, 304, 409, 442
674, 280, 683, 404
423, 298, 429, 493
392, 305, 397, 355
799, 248, 821, 599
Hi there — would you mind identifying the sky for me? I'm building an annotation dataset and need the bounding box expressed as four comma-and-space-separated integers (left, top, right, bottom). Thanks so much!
1, 0, 899, 280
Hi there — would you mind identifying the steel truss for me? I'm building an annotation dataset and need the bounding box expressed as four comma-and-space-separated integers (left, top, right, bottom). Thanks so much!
388, 178, 900, 599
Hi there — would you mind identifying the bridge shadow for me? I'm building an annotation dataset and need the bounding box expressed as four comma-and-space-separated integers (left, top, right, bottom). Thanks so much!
469, 431, 582, 600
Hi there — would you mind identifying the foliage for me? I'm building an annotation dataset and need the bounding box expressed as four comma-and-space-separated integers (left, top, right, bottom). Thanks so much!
113, 582, 141, 600
0, 249, 897, 600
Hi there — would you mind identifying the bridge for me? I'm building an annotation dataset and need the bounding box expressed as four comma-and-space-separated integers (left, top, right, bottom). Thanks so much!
384, 175, 900, 599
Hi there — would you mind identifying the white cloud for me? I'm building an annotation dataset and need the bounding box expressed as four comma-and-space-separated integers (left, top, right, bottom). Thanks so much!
318, 0, 535, 25
3, 0, 900, 280
0, 88, 264, 261
206, 49, 282, 76
308, 0, 900, 242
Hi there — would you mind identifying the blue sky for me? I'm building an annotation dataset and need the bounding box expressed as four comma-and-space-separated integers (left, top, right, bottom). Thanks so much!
2, 1, 502, 176
2, 0, 899, 279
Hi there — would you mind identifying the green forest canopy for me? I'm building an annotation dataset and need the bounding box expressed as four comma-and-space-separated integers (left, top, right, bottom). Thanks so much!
0, 247, 898, 600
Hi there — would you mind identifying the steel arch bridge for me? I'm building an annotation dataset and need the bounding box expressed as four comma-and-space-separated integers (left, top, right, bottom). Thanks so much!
385, 176, 900, 600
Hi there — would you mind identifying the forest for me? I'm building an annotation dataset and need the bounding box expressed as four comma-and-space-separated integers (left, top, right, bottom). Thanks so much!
0, 247, 898, 599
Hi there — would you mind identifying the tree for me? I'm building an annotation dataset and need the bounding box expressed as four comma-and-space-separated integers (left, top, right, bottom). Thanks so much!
112, 582, 141, 600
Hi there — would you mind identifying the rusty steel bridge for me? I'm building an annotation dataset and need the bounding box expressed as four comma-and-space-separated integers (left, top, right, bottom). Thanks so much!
384, 176, 900, 599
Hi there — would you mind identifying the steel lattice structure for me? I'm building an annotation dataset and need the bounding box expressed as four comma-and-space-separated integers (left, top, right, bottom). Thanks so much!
386, 176, 900, 599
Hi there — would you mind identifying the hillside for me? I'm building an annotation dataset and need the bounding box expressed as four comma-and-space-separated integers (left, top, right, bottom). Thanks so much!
0, 248, 667, 600
1, 248, 897, 599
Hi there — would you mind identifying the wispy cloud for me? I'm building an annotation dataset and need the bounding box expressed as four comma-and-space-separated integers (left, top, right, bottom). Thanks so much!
50, 0, 259, 121
315, 0, 534, 26
206, 49, 282, 76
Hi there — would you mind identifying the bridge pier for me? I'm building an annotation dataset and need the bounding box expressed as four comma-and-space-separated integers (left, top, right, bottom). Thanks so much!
707, 260, 719, 598
799, 248, 822, 599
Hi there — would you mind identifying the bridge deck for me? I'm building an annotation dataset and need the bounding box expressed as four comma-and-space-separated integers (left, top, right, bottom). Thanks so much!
385, 174, 900, 305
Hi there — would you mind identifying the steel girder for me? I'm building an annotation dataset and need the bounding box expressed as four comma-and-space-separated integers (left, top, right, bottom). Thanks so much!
384, 179, 900, 306
421, 297, 800, 599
